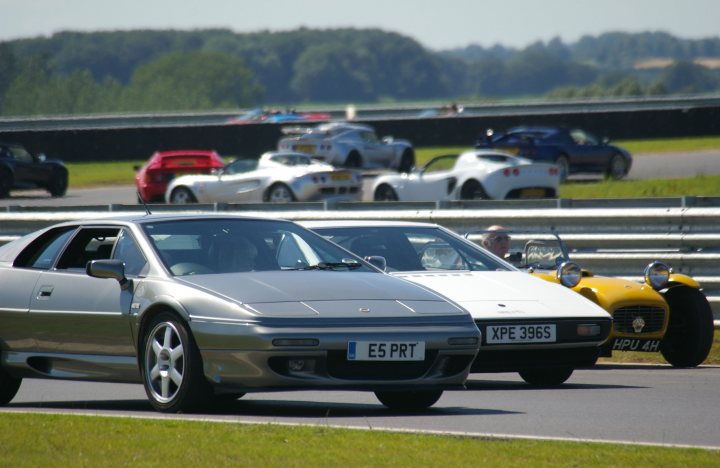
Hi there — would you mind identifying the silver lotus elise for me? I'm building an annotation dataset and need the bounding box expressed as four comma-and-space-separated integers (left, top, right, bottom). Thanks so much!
0, 214, 479, 412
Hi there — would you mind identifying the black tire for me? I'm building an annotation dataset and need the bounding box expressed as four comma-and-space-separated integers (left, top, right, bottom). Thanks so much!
660, 287, 714, 368
169, 187, 197, 204
555, 155, 570, 182
375, 389, 443, 410
398, 148, 415, 173
0, 366, 22, 405
606, 153, 628, 180
141, 312, 212, 412
47, 170, 68, 197
264, 183, 296, 203
0, 169, 12, 199
344, 151, 362, 168
374, 184, 399, 201
459, 179, 487, 200
518, 367, 574, 387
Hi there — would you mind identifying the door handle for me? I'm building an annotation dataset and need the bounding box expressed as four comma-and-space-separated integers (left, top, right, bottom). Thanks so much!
37, 286, 54, 300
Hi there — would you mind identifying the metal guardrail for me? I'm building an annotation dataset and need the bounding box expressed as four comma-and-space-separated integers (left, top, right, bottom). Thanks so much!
2, 95, 720, 132
1, 198, 719, 322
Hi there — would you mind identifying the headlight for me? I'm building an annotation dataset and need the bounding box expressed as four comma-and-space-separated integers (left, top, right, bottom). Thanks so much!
557, 261, 582, 288
644, 261, 670, 290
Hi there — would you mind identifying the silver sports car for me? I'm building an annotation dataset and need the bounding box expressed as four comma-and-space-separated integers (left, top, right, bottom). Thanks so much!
0, 214, 480, 412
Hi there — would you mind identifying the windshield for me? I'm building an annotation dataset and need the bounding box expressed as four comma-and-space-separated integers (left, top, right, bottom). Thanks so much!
142, 218, 371, 275
465, 230, 569, 269
313, 226, 510, 272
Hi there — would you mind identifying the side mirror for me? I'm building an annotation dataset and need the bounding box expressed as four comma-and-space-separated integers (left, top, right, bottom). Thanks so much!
601, 137, 610, 145
87, 259, 131, 289
364, 255, 387, 272
382, 136, 394, 144
37, 153, 47, 162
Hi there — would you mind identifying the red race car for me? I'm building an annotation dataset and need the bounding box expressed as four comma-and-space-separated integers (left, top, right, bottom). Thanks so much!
135, 149, 225, 203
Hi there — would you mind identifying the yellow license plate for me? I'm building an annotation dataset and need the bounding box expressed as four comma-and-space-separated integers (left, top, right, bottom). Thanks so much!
519, 188, 546, 198
331, 172, 352, 181
294, 145, 315, 154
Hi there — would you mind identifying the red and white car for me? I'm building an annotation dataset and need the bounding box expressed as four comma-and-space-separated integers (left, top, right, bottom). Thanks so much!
135, 149, 225, 203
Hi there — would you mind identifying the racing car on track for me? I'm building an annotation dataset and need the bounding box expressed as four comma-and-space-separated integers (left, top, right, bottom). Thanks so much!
467, 229, 714, 367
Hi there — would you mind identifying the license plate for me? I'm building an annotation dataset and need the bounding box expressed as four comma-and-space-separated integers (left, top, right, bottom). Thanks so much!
347, 341, 425, 361
294, 144, 316, 154
331, 172, 352, 181
611, 338, 661, 352
519, 188, 546, 198
486, 324, 556, 344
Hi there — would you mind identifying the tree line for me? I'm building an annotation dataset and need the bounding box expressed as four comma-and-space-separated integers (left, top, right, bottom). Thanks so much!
0, 28, 719, 116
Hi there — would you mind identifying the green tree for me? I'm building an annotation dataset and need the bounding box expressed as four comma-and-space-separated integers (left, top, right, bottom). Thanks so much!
120, 51, 263, 111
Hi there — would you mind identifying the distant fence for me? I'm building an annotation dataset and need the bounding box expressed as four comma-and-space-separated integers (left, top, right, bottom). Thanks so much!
1, 197, 719, 322
1, 96, 720, 162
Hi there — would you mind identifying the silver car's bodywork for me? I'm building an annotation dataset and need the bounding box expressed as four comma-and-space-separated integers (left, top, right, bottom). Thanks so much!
371, 150, 560, 201
277, 122, 415, 172
0, 214, 479, 412
165, 151, 362, 204
305, 220, 613, 386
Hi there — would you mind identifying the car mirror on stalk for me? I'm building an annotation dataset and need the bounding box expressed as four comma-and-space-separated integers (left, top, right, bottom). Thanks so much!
86, 259, 131, 290
365, 255, 387, 272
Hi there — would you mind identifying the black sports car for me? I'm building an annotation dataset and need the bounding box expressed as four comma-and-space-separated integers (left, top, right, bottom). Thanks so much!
0, 142, 68, 198
475, 127, 632, 181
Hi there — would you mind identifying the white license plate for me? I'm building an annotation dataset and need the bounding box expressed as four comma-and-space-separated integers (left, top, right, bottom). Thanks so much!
347, 341, 425, 361
486, 324, 556, 344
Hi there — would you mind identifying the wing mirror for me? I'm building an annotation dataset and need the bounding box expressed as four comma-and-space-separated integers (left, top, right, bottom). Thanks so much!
87, 259, 131, 289
364, 255, 387, 272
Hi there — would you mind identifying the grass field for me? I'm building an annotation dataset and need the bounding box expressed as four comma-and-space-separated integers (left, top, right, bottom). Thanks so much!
1, 412, 718, 465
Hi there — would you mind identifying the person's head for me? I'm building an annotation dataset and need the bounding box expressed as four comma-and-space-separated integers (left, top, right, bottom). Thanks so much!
481, 225, 511, 258
216, 235, 257, 272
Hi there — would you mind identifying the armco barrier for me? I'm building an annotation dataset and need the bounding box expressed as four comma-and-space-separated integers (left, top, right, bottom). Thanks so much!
0, 197, 719, 322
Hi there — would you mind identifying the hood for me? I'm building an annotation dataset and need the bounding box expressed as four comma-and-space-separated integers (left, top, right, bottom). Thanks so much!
392, 270, 610, 320
177, 271, 466, 318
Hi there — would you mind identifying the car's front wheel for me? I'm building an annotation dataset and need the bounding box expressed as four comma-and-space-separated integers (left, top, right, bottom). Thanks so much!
374, 389, 443, 410
518, 367, 574, 386
0, 366, 22, 405
374, 184, 399, 201
141, 312, 212, 412
47, 169, 68, 197
606, 154, 628, 180
344, 151, 362, 168
459, 179, 487, 200
264, 183, 295, 203
169, 187, 197, 204
660, 287, 714, 367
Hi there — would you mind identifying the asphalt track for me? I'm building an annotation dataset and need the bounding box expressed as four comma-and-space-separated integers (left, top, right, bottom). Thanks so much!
1, 151, 719, 208
3, 364, 720, 449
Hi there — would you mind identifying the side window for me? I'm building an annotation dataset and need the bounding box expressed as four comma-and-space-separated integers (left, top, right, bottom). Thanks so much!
114, 229, 147, 276
14, 227, 77, 269
55, 227, 121, 270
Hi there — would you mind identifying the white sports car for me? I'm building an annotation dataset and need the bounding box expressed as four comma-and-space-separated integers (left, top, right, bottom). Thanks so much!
304, 220, 613, 386
277, 122, 415, 172
371, 150, 560, 201
165, 152, 362, 204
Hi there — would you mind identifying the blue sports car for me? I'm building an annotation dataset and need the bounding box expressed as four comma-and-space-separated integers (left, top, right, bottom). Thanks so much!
475, 126, 632, 181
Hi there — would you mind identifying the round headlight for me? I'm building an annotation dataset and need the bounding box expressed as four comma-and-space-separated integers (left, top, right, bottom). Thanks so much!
644, 261, 670, 290
557, 261, 582, 288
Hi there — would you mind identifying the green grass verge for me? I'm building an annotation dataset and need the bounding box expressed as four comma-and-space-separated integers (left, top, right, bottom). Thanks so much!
0, 413, 717, 465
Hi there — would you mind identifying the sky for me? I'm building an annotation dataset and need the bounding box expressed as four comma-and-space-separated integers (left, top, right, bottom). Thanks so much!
1, 0, 718, 50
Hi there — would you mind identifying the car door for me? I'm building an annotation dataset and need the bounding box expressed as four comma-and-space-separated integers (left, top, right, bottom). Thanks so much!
401, 156, 457, 201
208, 159, 262, 202
358, 131, 386, 166
28, 226, 139, 357
565, 129, 609, 171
